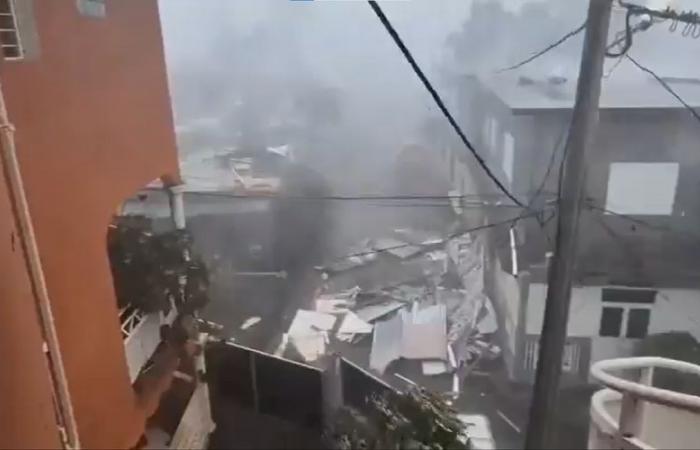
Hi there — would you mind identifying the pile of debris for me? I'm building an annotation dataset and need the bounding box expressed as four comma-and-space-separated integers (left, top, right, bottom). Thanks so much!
277, 229, 501, 397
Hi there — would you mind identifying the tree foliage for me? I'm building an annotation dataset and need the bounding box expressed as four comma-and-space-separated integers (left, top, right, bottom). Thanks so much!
331, 385, 468, 450
107, 215, 209, 314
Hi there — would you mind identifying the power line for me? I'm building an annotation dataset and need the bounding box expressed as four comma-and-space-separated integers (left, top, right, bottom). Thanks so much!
625, 54, 700, 124
366, 0, 523, 208
182, 190, 537, 203
530, 117, 571, 207
619, 1, 700, 28
585, 212, 700, 330
496, 21, 587, 73
585, 202, 700, 244
327, 207, 553, 263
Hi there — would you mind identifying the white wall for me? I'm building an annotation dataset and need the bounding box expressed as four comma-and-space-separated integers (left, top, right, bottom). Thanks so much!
605, 162, 679, 215
526, 283, 700, 365
493, 259, 520, 357
503, 132, 514, 185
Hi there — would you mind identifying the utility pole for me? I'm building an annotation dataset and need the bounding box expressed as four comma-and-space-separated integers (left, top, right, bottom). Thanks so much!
524, 1, 612, 448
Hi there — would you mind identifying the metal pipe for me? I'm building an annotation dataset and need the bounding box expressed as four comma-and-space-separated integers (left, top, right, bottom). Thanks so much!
0, 80, 80, 447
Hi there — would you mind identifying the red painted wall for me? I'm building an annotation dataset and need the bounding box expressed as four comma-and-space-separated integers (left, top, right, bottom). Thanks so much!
1, 1, 179, 447
0, 161, 62, 449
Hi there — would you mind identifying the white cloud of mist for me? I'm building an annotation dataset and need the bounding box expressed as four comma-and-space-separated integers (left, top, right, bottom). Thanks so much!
159, 0, 700, 193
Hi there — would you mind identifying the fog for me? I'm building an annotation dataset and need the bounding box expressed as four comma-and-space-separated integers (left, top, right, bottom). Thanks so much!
158, 0, 700, 252
160, 0, 698, 187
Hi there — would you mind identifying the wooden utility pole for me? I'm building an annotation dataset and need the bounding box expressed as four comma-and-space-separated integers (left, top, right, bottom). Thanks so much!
524, 1, 612, 448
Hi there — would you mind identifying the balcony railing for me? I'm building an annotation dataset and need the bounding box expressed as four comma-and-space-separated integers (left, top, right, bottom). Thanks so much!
121, 300, 178, 382
589, 357, 700, 449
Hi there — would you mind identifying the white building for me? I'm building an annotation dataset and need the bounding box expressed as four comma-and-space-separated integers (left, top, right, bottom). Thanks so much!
439, 73, 700, 384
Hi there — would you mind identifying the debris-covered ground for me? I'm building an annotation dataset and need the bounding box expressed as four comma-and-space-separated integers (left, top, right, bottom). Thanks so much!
276, 228, 500, 387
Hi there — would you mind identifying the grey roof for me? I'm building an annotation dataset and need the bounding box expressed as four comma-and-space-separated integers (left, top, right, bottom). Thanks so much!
479, 74, 700, 112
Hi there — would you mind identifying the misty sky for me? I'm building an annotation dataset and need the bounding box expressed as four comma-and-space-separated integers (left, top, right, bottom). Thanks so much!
158, 0, 700, 189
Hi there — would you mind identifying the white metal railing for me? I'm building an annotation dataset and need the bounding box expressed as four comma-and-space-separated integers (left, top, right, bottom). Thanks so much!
120, 299, 178, 382
120, 306, 146, 340
589, 357, 700, 450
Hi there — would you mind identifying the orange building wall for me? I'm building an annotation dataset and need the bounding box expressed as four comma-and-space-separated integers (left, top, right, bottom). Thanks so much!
0, 162, 62, 449
0, 1, 179, 448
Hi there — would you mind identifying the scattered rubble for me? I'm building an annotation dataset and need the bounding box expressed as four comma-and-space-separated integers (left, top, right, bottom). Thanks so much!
284, 229, 502, 394
286, 309, 337, 362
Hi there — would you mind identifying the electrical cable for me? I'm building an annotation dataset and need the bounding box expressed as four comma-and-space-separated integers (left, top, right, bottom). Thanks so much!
625, 54, 700, 125
182, 190, 529, 203
327, 206, 554, 263
585, 202, 700, 244
529, 118, 571, 208
366, 0, 523, 208
584, 210, 700, 329
524, 115, 571, 249
496, 21, 587, 73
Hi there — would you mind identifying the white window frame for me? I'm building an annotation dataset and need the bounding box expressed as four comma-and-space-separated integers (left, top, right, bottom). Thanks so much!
599, 288, 655, 339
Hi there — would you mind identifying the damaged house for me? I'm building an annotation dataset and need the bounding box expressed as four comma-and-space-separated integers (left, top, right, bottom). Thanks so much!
443, 73, 700, 384
277, 227, 498, 398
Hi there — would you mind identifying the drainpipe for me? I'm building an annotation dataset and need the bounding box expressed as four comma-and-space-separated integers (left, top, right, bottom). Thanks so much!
0, 81, 80, 447
167, 184, 186, 230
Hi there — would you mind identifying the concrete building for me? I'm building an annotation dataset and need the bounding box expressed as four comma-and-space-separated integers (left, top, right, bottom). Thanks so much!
0, 1, 211, 448
442, 73, 700, 384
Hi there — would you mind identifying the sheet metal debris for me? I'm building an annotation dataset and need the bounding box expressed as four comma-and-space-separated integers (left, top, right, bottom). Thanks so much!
354, 300, 404, 323
372, 237, 423, 259
369, 313, 403, 374
422, 360, 448, 376
369, 303, 448, 374
401, 304, 447, 360
315, 299, 351, 315
337, 311, 373, 339
240, 316, 261, 330
288, 310, 336, 334
286, 310, 336, 362
317, 228, 499, 391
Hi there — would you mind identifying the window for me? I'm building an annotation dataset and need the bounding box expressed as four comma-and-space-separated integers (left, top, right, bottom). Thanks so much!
626, 308, 650, 339
606, 162, 679, 215
599, 288, 654, 338
0, 0, 21, 59
600, 307, 623, 337
77, 0, 106, 18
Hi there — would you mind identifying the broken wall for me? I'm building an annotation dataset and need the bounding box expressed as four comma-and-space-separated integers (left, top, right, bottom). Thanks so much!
483, 240, 528, 382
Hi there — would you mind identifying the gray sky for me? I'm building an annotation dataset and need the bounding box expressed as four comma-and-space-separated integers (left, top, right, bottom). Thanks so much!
158, 0, 700, 183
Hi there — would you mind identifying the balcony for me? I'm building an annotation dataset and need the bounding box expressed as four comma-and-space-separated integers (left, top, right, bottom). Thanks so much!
589, 357, 700, 449
121, 301, 177, 382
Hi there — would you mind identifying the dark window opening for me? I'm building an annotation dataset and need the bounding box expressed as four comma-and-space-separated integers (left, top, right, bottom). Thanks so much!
600, 307, 623, 337
602, 288, 656, 304
626, 308, 650, 339
0, 0, 21, 59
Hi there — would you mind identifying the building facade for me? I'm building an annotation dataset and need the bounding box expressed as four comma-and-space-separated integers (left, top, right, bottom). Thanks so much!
442, 74, 700, 384
0, 1, 185, 447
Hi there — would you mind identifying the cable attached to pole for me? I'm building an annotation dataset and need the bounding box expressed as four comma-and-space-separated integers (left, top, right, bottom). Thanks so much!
366, 0, 524, 208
